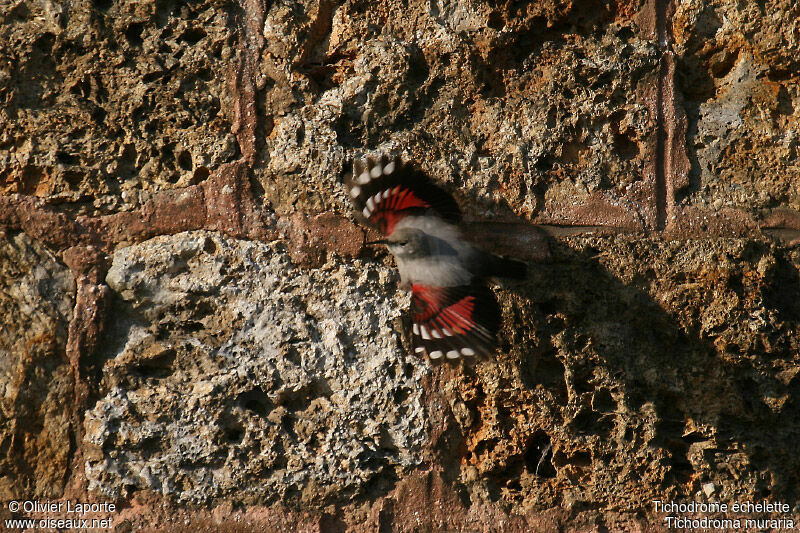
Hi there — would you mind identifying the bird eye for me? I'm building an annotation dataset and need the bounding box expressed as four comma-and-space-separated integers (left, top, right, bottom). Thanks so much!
397, 240, 408, 246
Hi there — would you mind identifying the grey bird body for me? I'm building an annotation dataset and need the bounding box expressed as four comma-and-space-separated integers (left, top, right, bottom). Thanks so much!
345, 154, 526, 362
389, 216, 480, 288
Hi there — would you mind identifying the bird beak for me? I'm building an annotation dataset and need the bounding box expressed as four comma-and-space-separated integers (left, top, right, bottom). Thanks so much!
364, 239, 388, 246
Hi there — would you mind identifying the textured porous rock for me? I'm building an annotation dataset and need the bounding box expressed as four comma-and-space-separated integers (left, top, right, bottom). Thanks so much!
674, 1, 800, 211
0, 229, 75, 499
455, 235, 800, 514
84, 231, 427, 504
258, 0, 662, 229
0, 0, 238, 212
2, 0, 800, 528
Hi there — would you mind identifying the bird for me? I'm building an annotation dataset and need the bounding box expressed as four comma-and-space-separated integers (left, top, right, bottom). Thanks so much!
344, 154, 526, 362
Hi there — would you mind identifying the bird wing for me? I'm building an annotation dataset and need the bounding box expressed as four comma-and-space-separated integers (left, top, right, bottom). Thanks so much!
344, 155, 460, 236
409, 284, 501, 362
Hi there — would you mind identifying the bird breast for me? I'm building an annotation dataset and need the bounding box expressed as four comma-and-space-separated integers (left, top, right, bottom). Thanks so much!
391, 216, 477, 287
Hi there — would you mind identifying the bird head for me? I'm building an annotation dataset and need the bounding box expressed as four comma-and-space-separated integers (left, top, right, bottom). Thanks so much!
368, 227, 431, 260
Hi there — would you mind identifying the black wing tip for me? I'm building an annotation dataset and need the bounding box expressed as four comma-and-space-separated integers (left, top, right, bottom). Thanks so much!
345, 153, 461, 223
411, 326, 497, 365
409, 284, 502, 365
346, 153, 395, 179
415, 345, 496, 365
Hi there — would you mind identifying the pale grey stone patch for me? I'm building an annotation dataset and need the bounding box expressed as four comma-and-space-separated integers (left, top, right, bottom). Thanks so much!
86, 231, 427, 504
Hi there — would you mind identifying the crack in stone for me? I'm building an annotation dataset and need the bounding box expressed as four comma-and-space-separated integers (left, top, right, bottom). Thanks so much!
653, 0, 690, 233
653, 0, 672, 232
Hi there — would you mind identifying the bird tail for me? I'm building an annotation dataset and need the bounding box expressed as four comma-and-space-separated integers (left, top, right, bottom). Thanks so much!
486, 254, 527, 280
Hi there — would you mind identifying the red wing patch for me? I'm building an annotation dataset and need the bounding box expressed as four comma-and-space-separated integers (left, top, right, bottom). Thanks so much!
365, 185, 431, 235
410, 284, 501, 362
344, 154, 460, 235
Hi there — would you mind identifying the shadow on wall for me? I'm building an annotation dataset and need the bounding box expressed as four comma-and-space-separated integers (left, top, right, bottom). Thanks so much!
426, 230, 800, 511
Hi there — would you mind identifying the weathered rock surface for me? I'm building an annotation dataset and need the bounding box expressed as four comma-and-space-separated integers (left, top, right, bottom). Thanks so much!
85, 231, 426, 504
675, 0, 800, 211
0, 0, 237, 211
1, 0, 800, 529
0, 229, 74, 499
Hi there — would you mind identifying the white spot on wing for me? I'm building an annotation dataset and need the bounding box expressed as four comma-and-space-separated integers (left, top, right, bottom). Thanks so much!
350, 185, 361, 198
370, 165, 382, 178
429, 350, 443, 359
384, 161, 396, 174
442, 328, 452, 337
357, 172, 371, 185
420, 325, 431, 340
375, 191, 383, 203
366, 196, 375, 212
446, 350, 460, 359
432, 329, 442, 339
413, 323, 420, 335
414, 346, 425, 353
460, 348, 475, 356
362, 206, 371, 218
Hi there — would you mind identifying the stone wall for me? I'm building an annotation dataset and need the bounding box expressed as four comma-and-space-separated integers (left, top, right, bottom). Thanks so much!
1, 0, 799, 530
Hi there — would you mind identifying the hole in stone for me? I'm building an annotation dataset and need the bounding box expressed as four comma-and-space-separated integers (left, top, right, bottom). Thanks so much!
281, 414, 297, 440
777, 85, 795, 116
571, 407, 600, 433
92, 0, 113, 11
613, 132, 639, 161
138, 434, 161, 454
91, 107, 107, 124
592, 388, 615, 413
552, 449, 592, 469
177, 150, 192, 171
197, 67, 214, 81
237, 387, 272, 416
488, 11, 504, 30
665, 438, 694, 483
710, 49, 738, 79
534, 154, 555, 171
724, 274, 743, 297
191, 166, 210, 184
10, 2, 31, 19
119, 144, 137, 172
565, 450, 591, 468
63, 170, 83, 188
203, 237, 217, 255
393, 387, 409, 403
225, 423, 244, 443
275, 379, 331, 412
560, 140, 588, 165
143, 71, 165, 83
524, 431, 555, 478
571, 365, 594, 395
125, 23, 144, 46
70, 77, 91, 98
473, 438, 498, 459
616, 26, 634, 40
20, 165, 44, 195
283, 345, 301, 366
179, 27, 207, 45
134, 348, 176, 379
57, 151, 78, 165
